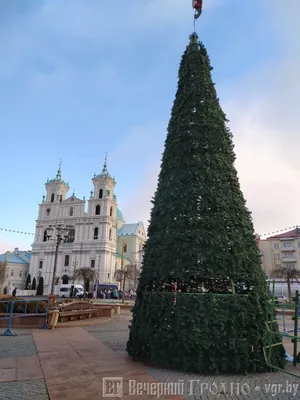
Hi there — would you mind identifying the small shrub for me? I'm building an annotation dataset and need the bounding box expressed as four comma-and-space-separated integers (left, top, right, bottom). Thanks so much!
25, 301, 47, 314
0, 299, 47, 314
0, 301, 11, 313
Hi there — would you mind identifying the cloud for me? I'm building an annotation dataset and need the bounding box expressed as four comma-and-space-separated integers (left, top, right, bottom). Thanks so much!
109, 122, 165, 169
109, 122, 166, 216
226, 104, 299, 234
2, 0, 297, 245
16, 0, 191, 47
1, 0, 221, 61
0, 235, 29, 254
121, 161, 161, 228
221, 2, 300, 236
122, 0, 300, 237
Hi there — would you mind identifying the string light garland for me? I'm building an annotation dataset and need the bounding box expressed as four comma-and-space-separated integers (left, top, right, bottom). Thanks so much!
259, 225, 300, 239
0, 227, 34, 236
0, 227, 119, 243
2, 223, 299, 243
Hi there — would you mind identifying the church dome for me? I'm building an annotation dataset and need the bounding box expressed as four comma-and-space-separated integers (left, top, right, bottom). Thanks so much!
117, 208, 124, 222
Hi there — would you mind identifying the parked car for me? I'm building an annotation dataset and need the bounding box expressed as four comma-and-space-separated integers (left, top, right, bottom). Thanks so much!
59, 284, 84, 298
267, 280, 300, 298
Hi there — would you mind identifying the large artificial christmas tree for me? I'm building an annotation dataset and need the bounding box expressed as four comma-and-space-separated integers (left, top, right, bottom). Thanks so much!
127, 33, 285, 374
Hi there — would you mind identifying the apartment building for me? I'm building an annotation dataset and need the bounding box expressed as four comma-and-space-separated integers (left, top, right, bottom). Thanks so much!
259, 228, 300, 277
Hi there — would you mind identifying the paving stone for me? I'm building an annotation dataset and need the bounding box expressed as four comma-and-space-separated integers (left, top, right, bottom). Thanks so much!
0, 313, 299, 400
0, 368, 17, 382
0, 380, 49, 400
0, 329, 32, 336
0, 357, 17, 368
86, 314, 300, 400
0, 336, 37, 358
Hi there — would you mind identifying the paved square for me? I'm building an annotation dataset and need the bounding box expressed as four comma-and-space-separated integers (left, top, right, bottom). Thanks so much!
0, 330, 49, 399
0, 380, 49, 400
86, 311, 300, 400
0, 335, 36, 358
0, 311, 299, 399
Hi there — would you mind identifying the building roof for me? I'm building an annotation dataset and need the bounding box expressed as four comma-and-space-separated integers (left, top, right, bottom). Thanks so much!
268, 228, 300, 240
116, 208, 125, 222
0, 250, 31, 265
116, 252, 130, 262
117, 223, 140, 236
93, 155, 116, 182
21, 251, 31, 261
45, 162, 69, 187
62, 195, 85, 203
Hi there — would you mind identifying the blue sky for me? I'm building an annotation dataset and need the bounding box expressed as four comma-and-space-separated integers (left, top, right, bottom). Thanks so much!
0, 0, 299, 251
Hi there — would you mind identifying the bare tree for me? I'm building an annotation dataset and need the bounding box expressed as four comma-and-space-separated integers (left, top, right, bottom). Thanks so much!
72, 267, 99, 299
0, 261, 7, 295
272, 266, 300, 300
114, 263, 140, 303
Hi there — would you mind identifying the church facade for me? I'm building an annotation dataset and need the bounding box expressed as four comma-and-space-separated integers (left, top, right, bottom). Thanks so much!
29, 159, 146, 294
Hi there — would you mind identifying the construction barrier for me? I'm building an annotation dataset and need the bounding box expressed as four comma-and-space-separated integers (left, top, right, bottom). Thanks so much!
0, 299, 49, 336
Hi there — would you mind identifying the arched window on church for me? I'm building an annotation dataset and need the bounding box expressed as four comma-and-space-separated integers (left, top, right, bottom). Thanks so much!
94, 227, 98, 240
110, 206, 113, 217
109, 229, 112, 241
95, 205, 100, 215
62, 275, 69, 285
51, 193, 55, 203
60, 195, 62, 202
43, 230, 47, 242
99, 189, 103, 199
69, 207, 73, 216
64, 226, 75, 243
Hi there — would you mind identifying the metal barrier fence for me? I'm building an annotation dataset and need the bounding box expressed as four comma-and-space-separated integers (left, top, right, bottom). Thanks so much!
264, 281, 300, 378
0, 299, 49, 336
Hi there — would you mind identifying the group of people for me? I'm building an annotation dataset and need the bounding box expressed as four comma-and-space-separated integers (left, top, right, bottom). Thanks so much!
97, 288, 135, 300
96, 289, 117, 299
81, 288, 135, 300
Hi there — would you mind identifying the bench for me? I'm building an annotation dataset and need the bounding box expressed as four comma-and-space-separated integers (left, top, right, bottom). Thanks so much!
92, 304, 114, 318
59, 309, 99, 322
58, 301, 112, 322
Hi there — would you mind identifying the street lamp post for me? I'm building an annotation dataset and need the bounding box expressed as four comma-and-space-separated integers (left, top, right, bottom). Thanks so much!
45, 224, 71, 295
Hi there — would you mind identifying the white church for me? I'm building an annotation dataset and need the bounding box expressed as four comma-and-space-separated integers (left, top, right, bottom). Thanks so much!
29, 158, 146, 294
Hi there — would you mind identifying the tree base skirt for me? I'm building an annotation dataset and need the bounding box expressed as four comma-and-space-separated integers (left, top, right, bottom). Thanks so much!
127, 292, 285, 374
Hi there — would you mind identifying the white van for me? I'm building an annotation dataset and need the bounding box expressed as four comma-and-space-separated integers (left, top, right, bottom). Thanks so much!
59, 284, 84, 298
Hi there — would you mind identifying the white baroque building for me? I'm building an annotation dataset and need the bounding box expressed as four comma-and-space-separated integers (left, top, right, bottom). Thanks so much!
0, 248, 31, 293
29, 159, 146, 294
